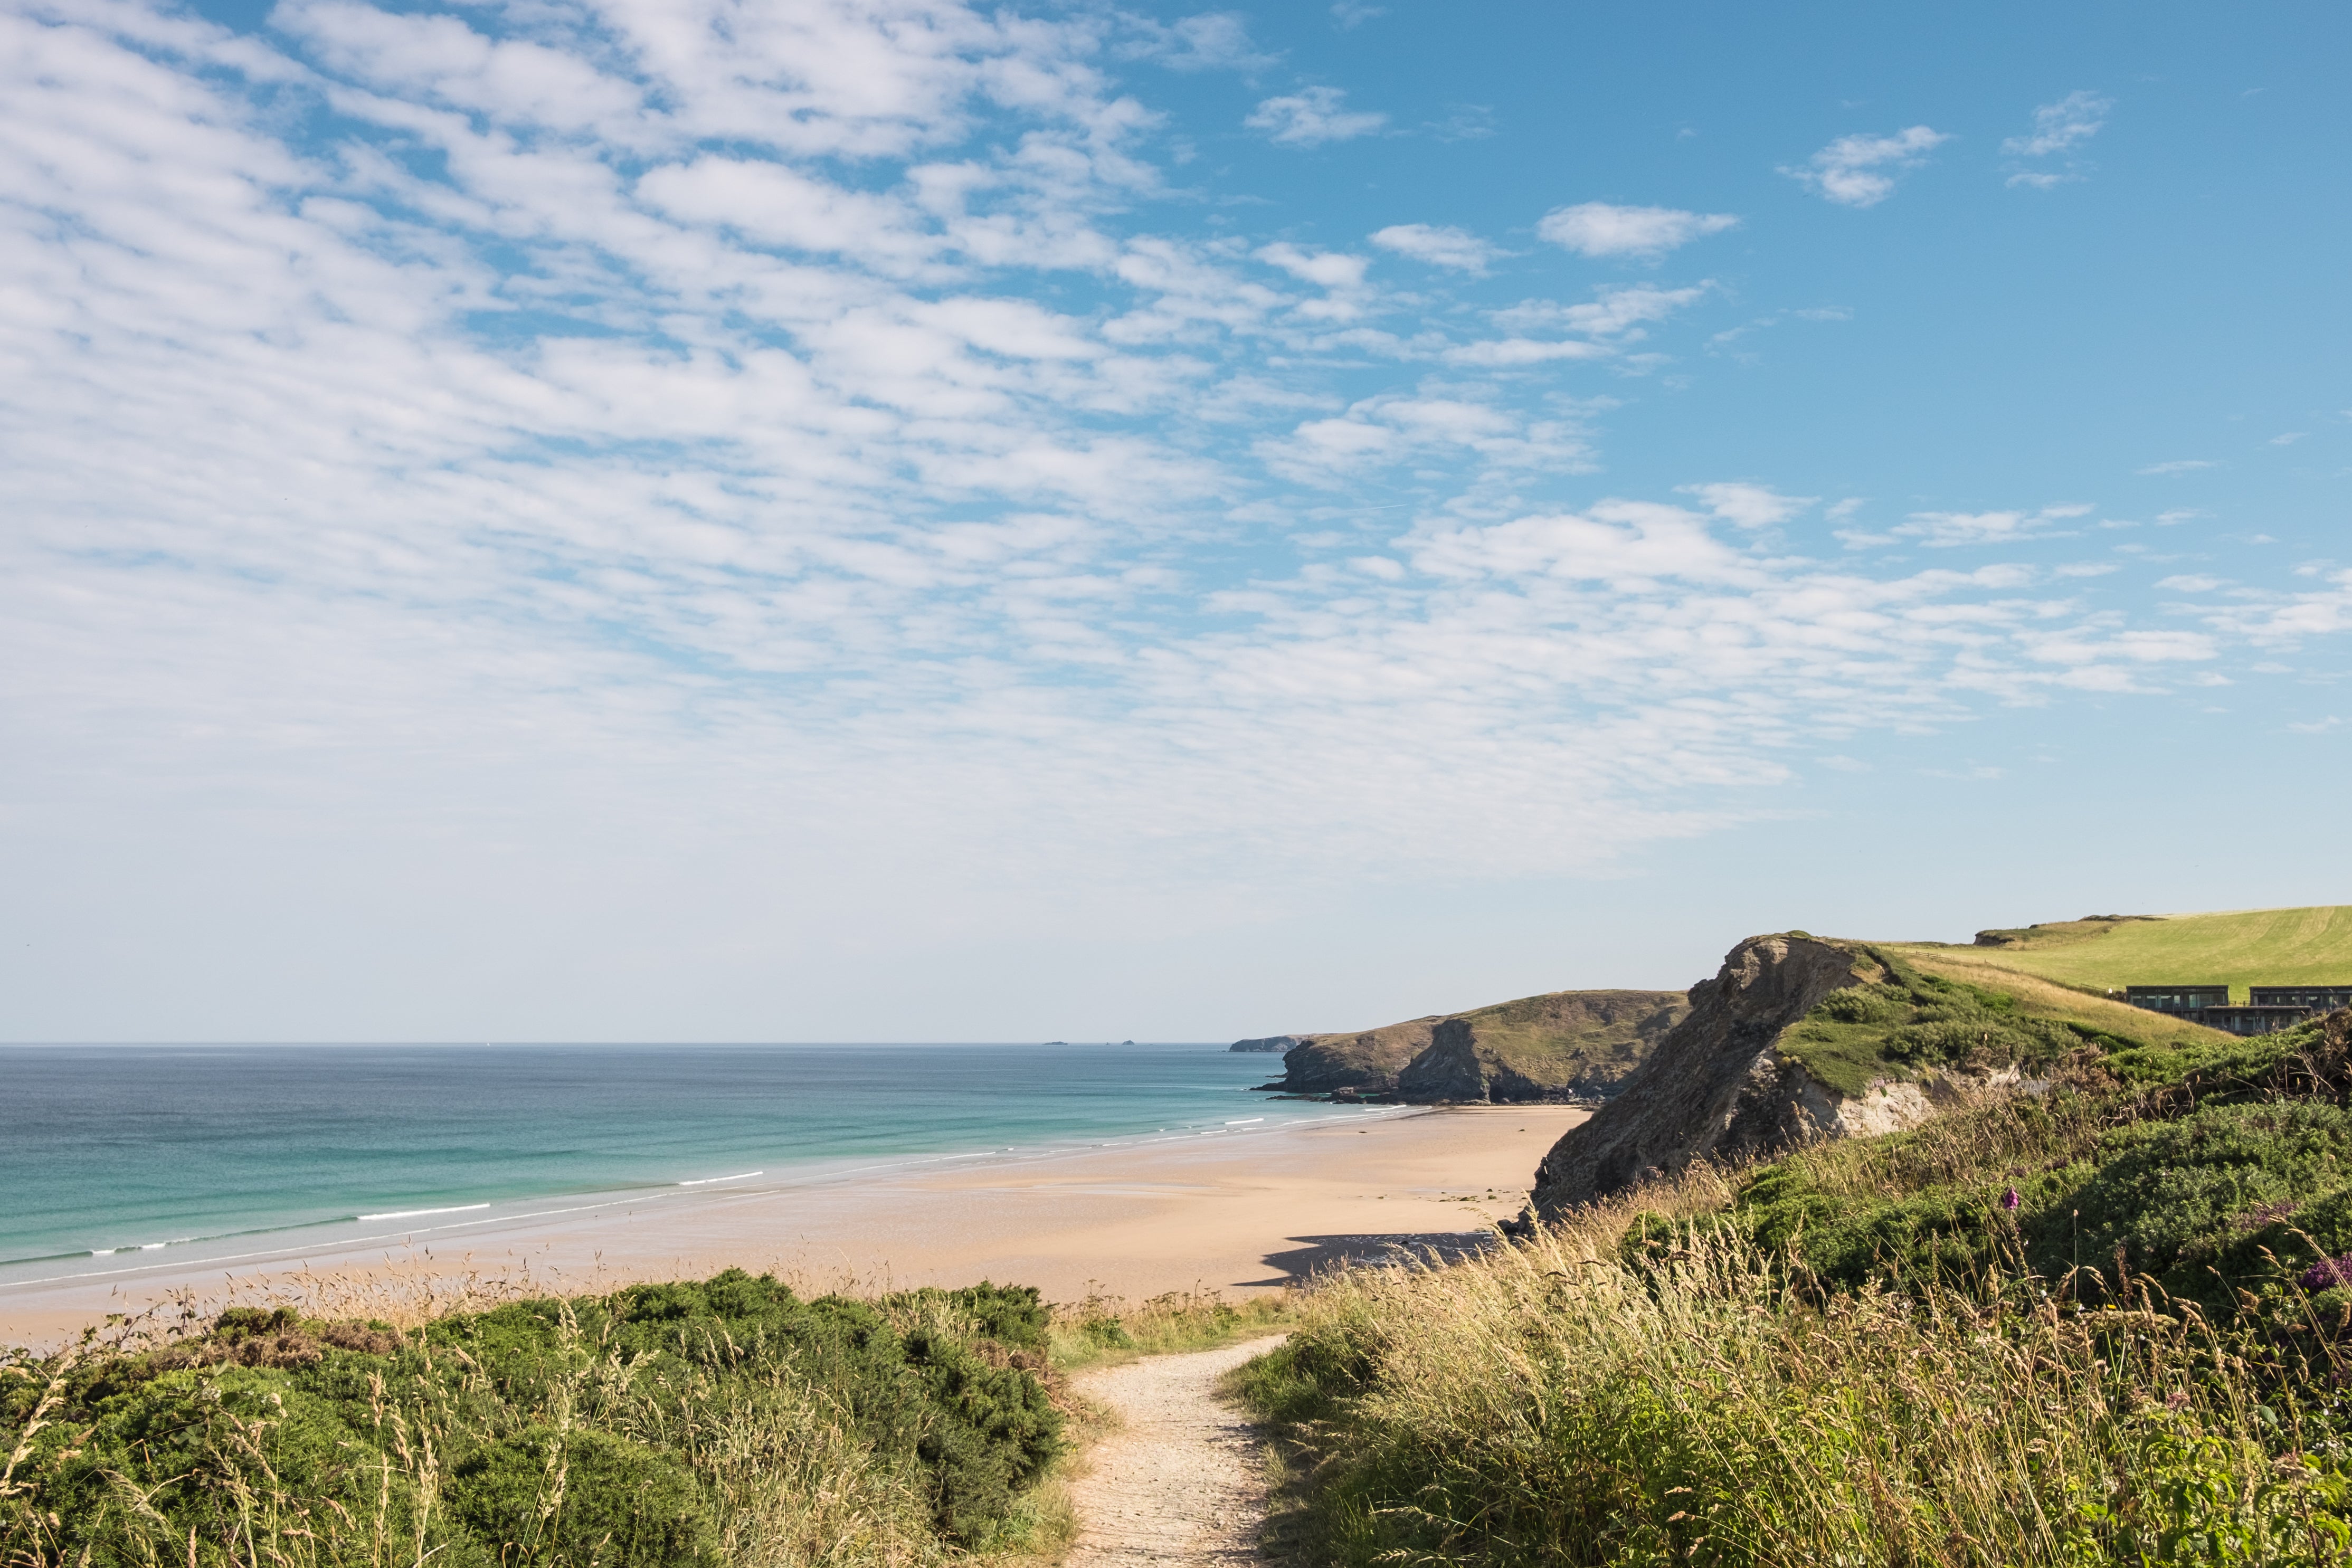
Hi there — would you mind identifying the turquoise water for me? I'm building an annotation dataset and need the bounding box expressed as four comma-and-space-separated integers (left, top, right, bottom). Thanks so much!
0, 1043, 1360, 1287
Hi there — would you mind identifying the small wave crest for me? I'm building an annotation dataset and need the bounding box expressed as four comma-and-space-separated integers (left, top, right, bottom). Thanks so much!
355, 1203, 491, 1222
676, 1171, 763, 1187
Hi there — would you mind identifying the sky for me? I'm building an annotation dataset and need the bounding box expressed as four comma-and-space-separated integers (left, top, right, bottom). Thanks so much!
3, 0, 2348, 1042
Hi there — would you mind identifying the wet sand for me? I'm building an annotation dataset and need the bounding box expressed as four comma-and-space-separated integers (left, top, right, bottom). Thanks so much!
0, 1106, 1585, 1346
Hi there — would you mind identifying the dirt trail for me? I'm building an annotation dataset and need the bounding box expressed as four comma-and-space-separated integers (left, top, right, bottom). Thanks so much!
1067, 1334, 1287, 1568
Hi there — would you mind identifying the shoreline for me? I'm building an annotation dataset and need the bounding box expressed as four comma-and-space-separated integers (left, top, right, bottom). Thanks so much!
0, 1099, 1411, 1294
0, 1104, 1587, 1347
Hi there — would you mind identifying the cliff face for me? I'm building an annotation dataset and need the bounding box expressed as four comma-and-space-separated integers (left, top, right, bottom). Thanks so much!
1228, 1035, 1304, 1053
1395, 990, 1690, 1103
1276, 1018, 1443, 1095
1529, 935, 1862, 1214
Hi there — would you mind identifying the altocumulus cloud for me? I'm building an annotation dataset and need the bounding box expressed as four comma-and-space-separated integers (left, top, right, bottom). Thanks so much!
0, 0, 2339, 945
1783, 126, 1951, 207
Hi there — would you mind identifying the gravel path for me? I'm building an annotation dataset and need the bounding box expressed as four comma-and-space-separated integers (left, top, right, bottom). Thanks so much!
1066, 1335, 1287, 1568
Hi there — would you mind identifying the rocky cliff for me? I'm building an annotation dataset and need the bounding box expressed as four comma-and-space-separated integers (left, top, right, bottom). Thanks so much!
1274, 1016, 1444, 1096
1526, 934, 2063, 1217
1262, 987, 1691, 1103
1227, 1035, 1305, 1053
1396, 990, 1690, 1103
1529, 935, 1861, 1214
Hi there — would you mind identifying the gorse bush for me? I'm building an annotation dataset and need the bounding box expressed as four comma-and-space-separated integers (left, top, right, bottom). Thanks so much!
0, 1270, 1063, 1568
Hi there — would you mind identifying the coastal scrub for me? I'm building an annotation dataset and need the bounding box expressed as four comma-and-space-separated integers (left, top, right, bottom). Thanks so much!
0, 1272, 1062, 1567
1241, 1010, 2352, 1566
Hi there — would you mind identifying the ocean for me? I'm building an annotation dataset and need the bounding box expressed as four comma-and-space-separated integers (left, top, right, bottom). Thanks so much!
0, 1042, 1371, 1290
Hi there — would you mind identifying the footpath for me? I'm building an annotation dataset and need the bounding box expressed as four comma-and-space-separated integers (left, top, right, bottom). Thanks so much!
1065, 1335, 1286, 1568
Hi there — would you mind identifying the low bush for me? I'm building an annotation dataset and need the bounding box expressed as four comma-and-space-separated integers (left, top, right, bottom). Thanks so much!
0, 1270, 1064, 1567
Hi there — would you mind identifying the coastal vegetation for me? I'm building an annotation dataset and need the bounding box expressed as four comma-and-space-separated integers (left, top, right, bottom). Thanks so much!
1239, 911, 2352, 1567
1, 1273, 1066, 1567
0, 1268, 1286, 1567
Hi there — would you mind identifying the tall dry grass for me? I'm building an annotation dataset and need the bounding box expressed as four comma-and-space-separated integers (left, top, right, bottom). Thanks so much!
1047, 1284, 1293, 1371
1241, 1168, 2352, 1568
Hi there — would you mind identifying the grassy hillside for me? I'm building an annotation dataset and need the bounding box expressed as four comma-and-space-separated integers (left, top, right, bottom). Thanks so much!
1901, 904, 2352, 1001
1768, 943, 2226, 1098
1279, 988, 1688, 1100
1454, 989, 1688, 1091
1240, 994, 2352, 1568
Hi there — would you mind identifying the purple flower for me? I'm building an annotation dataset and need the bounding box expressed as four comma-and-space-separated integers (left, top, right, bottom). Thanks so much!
2002, 1187, 2021, 1213
2300, 1253, 2352, 1292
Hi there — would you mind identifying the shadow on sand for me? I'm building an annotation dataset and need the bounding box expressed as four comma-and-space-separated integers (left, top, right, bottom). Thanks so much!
1237, 1230, 1498, 1288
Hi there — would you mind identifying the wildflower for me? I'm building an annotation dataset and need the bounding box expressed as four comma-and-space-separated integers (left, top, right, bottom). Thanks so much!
2300, 1253, 2352, 1292
2002, 1187, 2021, 1213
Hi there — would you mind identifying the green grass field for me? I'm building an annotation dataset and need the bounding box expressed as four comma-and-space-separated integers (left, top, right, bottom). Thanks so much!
1890, 904, 2352, 1003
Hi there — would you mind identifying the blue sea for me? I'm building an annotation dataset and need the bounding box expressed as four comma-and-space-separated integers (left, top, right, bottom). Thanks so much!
0, 1042, 1367, 1290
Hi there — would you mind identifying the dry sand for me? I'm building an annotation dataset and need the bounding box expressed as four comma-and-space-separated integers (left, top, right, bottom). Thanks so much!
0, 1106, 1585, 1346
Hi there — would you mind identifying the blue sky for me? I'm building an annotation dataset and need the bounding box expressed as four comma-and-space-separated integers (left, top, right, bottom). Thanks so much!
3, 0, 2346, 1041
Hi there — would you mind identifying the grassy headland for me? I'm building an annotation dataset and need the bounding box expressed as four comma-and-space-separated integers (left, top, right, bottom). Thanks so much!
1242, 909, 2352, 1567
1899, 904, 2352, 1002
1274, 988, 1689, 1101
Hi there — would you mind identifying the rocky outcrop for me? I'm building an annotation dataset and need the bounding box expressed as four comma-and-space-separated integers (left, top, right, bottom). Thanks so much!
1257, 988, 1691, 1102
1275, 1018, 1444, 1096
1395, 990, 1690, 1103
1529, 935, 1863, 1215
1227, 1035, 1305, 1053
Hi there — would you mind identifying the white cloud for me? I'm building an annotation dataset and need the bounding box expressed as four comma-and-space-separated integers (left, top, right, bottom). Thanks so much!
3, 0, 2346, 1039
2139, 459, 2217, 476
2270, 432, 2306, 445
1245, 85, 1386, 146
1443, 338, 1607, 367
1131, 12, 1276, 71
2157, 575, 2223, 593
1330, 1, 1384, 26
1536, 202, 1738, 258
1893, 505, 2094, 547
1492, 284, 1709, 337
1443, 284, 1706, 367
1369, 223, 1499, 273
1255, 242, 1370, 290
1680, 482, 1814, 529
2003, 91, 2111, 158
1782, 126, 1951, 207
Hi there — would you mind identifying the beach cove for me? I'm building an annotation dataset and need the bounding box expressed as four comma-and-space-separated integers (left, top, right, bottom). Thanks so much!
0, 1103, 1583, 1346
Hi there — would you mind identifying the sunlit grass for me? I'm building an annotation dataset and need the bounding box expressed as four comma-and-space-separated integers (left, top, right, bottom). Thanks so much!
1898, 905, 2352, 1001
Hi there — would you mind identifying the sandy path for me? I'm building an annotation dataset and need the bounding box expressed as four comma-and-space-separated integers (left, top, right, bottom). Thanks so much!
1068, 1335, 1287, 1568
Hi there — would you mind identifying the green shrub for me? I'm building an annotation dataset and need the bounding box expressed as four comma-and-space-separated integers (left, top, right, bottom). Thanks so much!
445, 1426, 717, 1568
1, 1269, 1064, 1566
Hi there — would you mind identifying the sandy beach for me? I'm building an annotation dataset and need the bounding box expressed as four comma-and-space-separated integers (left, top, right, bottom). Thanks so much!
0, 1105, 1585, 1346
